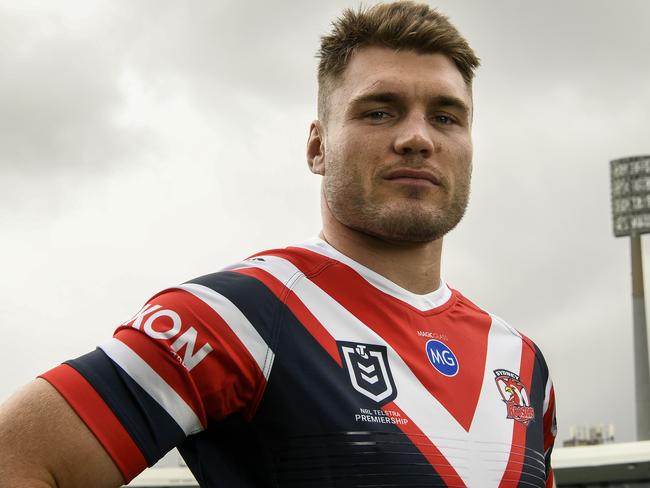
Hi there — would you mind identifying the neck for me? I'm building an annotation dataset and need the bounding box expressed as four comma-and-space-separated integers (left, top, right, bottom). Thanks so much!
320, 209, 443, 295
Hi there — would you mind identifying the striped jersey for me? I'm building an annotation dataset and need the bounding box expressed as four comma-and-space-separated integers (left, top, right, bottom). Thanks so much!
41, 238, 557, 487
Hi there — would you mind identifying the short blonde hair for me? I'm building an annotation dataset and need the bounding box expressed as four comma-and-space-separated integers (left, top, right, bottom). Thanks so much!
317, 1, 480, 122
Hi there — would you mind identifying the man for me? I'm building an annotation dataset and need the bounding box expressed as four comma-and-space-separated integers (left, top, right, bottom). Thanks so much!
0, 2, 556, 487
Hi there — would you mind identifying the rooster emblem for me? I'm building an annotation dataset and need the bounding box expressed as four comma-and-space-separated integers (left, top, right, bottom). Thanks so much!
494, 370, 535, 425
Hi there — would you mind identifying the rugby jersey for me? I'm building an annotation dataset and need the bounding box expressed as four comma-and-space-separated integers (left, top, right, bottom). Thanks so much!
41, 238, 557, 487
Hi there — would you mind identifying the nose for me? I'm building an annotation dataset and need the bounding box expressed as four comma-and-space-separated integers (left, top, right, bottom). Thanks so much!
393, 113, 436, 157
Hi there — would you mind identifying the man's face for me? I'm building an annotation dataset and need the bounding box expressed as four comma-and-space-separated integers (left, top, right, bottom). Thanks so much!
314, 46, 473, 243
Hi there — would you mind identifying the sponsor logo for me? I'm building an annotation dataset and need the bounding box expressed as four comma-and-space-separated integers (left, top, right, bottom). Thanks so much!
122, 303, 213, 371
425, 339, 459, 377
494, 369, 535, 425
338, 341, 397, 405
416, 330, 448, 341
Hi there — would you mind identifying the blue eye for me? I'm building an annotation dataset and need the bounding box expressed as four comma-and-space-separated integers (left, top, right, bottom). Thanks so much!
434, 115, 455, 125
366, 111, 391, 121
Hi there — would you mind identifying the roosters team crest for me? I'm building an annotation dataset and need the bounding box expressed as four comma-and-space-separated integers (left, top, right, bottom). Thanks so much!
494, 369, 535, 425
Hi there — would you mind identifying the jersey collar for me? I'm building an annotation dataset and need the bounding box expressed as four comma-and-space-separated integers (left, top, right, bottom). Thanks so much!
296, 237, 452, 312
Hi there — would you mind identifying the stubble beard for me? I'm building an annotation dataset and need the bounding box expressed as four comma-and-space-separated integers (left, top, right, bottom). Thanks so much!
323, 164, 471, 244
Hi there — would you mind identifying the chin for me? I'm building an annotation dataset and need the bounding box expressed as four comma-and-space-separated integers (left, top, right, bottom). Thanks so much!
351, 207, 464, 244
327, 188, 468, 243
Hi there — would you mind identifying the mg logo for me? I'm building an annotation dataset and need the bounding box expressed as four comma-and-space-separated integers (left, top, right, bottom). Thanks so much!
425, 339, 459, 377
338, 341, 397, 404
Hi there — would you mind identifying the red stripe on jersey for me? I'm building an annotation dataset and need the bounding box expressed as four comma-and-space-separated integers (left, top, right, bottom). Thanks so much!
498, 340, 536, 487
382, 401, 466, 487
546, 467, 554, 488
259, 250, 490, 432
119, 289, 266, 421
232, 267, 342, 366
40, 364, 146, 482
112, 329, 207, 427
249, 246, 334, 277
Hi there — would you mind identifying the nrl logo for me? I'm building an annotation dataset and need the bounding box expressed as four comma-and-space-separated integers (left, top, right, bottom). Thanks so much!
494, 369, 535, 425
338, 341, 397, 405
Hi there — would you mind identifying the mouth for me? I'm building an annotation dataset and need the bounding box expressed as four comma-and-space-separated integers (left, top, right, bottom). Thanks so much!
384, 168, 441, 188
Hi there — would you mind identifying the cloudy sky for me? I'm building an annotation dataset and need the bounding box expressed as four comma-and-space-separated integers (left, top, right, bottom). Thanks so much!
2, 0, 650, 459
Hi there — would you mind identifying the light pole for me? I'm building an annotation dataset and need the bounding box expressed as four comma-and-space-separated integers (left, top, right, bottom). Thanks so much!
610, 155, 650, 441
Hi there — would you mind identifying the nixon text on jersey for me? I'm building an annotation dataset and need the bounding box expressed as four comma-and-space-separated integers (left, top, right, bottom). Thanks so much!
122, 303, 214, 371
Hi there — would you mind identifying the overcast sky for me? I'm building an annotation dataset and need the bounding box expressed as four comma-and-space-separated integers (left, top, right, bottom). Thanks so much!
2, 0, 650, 455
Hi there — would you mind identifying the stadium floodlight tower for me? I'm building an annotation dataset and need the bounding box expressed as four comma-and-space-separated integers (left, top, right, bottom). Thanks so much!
610, 154, 650, 441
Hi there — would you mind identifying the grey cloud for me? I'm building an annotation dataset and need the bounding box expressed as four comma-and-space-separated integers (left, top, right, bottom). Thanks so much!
0, 4, 148, 173
118, 1, 327, 112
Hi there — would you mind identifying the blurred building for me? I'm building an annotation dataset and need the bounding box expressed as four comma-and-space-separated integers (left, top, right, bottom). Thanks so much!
554, 441, 650, 487
563, 424, 616, 447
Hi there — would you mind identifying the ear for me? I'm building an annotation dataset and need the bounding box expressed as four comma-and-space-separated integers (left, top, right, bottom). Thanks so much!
306, 120, 325, 175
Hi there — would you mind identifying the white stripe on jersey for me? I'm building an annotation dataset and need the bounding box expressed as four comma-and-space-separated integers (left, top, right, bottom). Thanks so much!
543, 374, 552, 416
176, 282, 275, 380
239, 255, 525, 488
99, 338, 204, 436
296, 238, 453, 311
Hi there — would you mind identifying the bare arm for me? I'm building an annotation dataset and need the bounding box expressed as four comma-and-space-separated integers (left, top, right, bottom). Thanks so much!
0, 378, 125, 488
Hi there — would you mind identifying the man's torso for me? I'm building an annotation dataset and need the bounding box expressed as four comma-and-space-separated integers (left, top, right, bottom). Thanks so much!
43, 239, 556, 487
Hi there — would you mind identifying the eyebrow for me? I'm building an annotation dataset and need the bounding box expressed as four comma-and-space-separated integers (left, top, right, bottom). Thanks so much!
349, 91, 470, 117
349, 92, 401, 106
